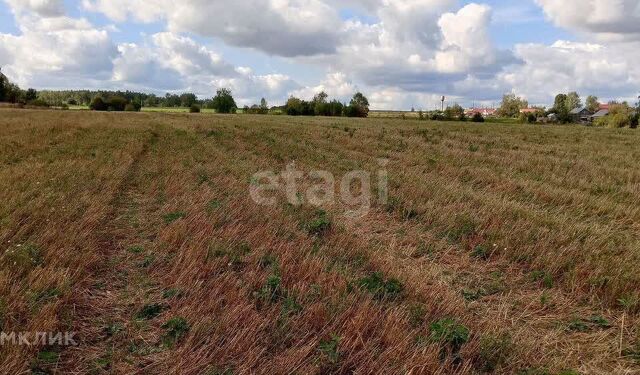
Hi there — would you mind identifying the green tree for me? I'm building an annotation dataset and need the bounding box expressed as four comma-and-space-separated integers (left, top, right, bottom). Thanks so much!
24, 88, 37, 102
179, 93, 197, 108
586, 95, 600, 113
444, 104, 465, 120
211, 88, 237, 114
313, 91, 329, 116
498, 93, 528, 117
346, 92, 370, 118
0, 75, 6, 102
285, 96, 304, 116
565, 91, 582, 111
260, 98, 268, 111
553, 94, 570, 123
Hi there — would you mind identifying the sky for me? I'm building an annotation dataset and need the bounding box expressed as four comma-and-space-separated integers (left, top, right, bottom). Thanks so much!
0, 0, 639, 110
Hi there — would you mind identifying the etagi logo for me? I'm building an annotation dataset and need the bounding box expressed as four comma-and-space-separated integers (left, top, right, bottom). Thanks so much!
250, 159, 389, 218
0, 332, 78, 346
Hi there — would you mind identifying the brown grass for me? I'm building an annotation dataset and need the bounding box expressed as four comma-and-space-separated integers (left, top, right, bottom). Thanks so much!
0, 109, 639, 374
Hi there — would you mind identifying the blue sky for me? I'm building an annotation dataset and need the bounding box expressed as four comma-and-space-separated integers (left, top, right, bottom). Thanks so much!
1, 0, 638, 109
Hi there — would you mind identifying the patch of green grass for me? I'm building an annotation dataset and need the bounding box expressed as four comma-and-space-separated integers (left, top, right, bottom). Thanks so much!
318, 335, 341, 366
256, 273, 284, 304
161, 317, 190, 347
139, 255, 155, 268
412, 242, 435, 258
446, 216, 477, 242
163, 211, 187, 224
163, 288, 183, 299
429, 318, 470, 358
258, 253, 278, 270
206, 199, 222, 211
408, 303, 427, 328
304, 209, 332, 236
531, 270, 554, 289
478, 333, 512, 372
3, 243, 44, 274
128, 245, 144, 254
206, 368, 234, 375
135, 303, 166, 320
357, 272, 404, 301
471, 244, 490, 260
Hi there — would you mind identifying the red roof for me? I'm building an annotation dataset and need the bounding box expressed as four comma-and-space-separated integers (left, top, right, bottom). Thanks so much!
519, 108, 539, 114
599, 104, 610, 110
465, 108, 497, 116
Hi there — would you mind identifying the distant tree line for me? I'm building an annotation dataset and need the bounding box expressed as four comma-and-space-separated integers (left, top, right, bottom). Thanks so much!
280, 92, 370, 118
0, 70, 47, 107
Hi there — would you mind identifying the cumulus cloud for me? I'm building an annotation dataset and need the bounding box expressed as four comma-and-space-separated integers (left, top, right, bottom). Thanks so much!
0, 11, 117, 87
498, 40, 640, 103
289, 72, 356, 100
536, 0, 640, 41
83, 0, 343, 56
4, 0, 64, 17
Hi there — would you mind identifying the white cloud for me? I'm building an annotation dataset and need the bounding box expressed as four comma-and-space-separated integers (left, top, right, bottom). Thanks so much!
289, 72, 356, 100
498, 40, 640, 104
83, 0, 343, 56
536, 0, 640, 41
4, 0, 64, 17
0, 13, 117, 87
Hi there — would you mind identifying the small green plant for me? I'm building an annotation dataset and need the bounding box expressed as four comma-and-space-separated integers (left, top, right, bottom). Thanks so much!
567, 318, 589, 332
531, 270, 553, 289
318, 335, 341, 365
36, 351, 60, 364
206, 368, 234, 375
412, 242, 435, 258
429, 318, 470, 361
471, 244, 490, 260
357, 272, 404, 301
207, 200, 222, 211
136, 303, 166, 320
128, 245, 144, 254
161, 317, 190, 347
163, 211, 186, 224
104, 322, 124, 337
305, 210, 332, 236
139, 255, 155, 268
3, 244, 44, 274
256, 273, 284, 304
258, 253, 278, 270
478, 333, 512, 372
446, 216, 476, 242
408, 303, 427, 328
163, 288, 183, 299
469, 144, 480, 152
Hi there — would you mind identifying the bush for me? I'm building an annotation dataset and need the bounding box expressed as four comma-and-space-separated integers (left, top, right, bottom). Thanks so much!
609, 113, 631, 128
211, 88, 237, 114
190, 104, 201, 113
107, 96, 128, 112
124, 103, 137, 112
471, 112, 485, 123
28, 99, 50, 107
89, 96, 108, 111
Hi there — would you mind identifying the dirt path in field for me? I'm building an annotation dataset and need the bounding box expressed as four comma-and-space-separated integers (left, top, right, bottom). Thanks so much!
61, 129, 167, 374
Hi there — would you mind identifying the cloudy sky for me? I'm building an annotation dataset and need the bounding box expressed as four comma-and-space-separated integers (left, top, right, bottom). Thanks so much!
0, 0, 639, 109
